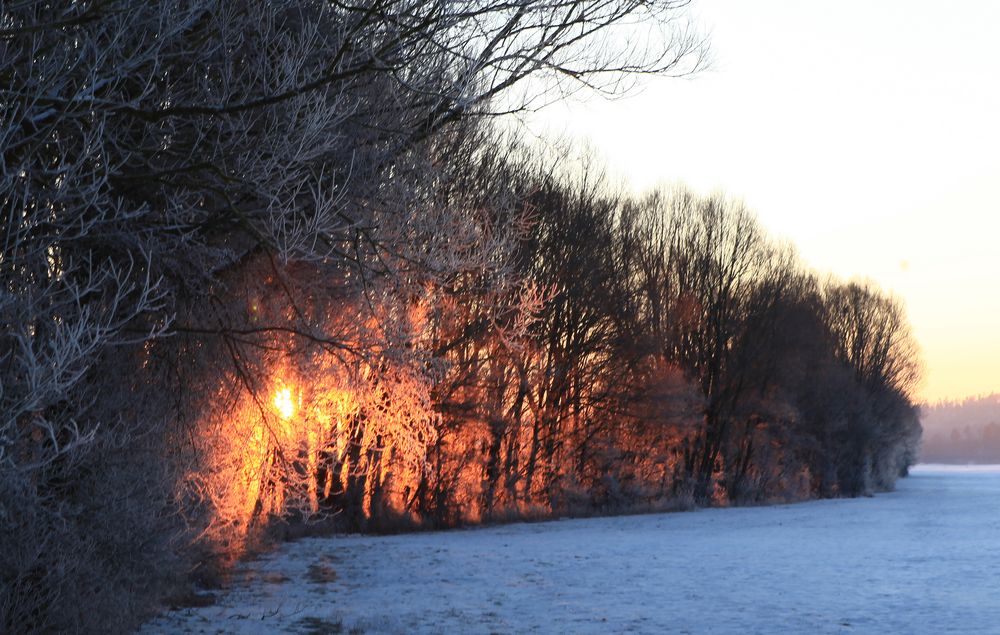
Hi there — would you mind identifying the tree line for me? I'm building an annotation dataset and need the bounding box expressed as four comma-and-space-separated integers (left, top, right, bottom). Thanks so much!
921, 394, 1000, 463
408, 165, 922, 529
0, 1, 919, 632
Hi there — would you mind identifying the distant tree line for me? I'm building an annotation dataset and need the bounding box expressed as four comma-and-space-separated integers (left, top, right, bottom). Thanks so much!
1, 1, 921, 633
921, 394, 1000, 463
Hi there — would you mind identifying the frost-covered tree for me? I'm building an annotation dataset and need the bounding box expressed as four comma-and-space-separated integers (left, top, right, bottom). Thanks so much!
0, 1, 705, 631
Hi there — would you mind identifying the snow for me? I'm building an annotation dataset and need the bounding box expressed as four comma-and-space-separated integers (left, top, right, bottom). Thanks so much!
141, 465, 1000, 634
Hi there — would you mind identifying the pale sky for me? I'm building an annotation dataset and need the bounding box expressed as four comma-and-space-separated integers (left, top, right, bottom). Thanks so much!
523, 0, 1000, 404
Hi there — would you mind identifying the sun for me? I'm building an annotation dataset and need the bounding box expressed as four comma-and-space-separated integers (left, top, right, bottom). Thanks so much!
273, 387, 295, 420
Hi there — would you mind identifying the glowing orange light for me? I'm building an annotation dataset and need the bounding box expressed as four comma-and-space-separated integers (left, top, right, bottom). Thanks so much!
273, 387, 295, 420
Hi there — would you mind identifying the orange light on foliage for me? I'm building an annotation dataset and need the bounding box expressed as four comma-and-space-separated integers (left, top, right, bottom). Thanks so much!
273, 387, 295, 420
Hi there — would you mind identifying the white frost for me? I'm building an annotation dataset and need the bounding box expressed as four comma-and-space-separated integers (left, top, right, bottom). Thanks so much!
141, 465, 1000, 634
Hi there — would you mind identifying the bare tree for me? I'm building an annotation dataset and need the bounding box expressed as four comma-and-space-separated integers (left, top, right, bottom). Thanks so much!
2, 2, 706, 630
821, 280, 922, 493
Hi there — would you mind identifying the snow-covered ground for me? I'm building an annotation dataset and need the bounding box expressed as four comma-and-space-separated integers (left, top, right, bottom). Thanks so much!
141, 465, 1000, 634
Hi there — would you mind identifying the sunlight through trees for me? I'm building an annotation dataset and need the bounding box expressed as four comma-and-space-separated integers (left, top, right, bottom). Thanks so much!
0, 2, 922, 633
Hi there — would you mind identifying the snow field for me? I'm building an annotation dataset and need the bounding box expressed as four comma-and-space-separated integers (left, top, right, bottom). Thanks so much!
141, 465, 1000, 634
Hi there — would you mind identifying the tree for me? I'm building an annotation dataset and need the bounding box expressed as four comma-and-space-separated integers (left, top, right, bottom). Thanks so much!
1, 2, 706, 630
625, 188, 783, 501
821, 280, 922, 493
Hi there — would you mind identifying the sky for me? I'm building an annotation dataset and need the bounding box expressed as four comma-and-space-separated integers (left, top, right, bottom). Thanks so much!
523, 0, 1000, 404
